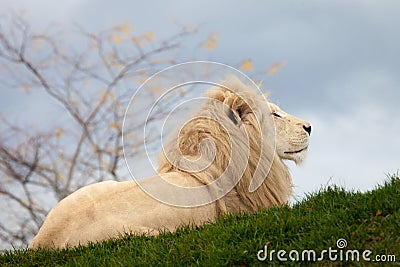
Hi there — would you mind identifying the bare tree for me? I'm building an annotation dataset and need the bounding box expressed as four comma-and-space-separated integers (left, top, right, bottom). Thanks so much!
0, 14, 199, 249
0, 13, 271, 250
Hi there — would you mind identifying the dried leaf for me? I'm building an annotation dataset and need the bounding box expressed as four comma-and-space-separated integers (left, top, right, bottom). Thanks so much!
149, 57, 161, 64
55, 128, 64, 138
132, 75, 149, 84
56, 173, 64, 180
111, 62, 126, 71
132, 36, 142, 46
239, 59, 253, 71
109, 35, 123, 44
6, 176, 13, 184
143, 31, 155, 42
109, 122, 120, 130
133, 142, 141, 150
108, 92, 116, 100
267, 61, 286, 76
106, 53, 117, 63
31, 39, 45, 51
18, 84, 30, 93
116, 22, 133, 33
99, 90, 116, 103
375, 209, 382, 216
183, 26, 197, 33
132, 32, 155, 46
150, 84, 162, 95
204, 33, 219, 50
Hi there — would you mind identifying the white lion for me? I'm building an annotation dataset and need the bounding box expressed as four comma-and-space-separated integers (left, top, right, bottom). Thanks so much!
28, 77, 311, 249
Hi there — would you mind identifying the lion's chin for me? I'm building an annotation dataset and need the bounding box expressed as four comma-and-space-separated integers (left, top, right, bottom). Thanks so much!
292, 149, 308, 166
281, 148, 308, 166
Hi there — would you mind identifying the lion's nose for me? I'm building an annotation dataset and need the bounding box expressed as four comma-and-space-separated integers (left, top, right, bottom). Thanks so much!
303, 125, 311, 136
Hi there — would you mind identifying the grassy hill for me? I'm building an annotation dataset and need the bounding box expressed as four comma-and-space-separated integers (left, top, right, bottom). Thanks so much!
1, 174, 399, 266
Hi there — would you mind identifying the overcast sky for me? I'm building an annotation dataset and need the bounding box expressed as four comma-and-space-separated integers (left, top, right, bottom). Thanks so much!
1, 0, 399, 200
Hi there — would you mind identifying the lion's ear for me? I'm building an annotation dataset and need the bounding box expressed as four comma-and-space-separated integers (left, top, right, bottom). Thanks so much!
207, 85, 251, 125
231, 96, 252, 124
227, 108, 239, 125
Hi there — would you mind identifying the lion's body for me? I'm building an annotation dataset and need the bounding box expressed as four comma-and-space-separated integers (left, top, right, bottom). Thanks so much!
29, 77, 311, 249
29, 175, 217, 248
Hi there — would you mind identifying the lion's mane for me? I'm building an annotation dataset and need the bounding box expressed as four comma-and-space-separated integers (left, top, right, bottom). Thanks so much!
157, 77, 292, 214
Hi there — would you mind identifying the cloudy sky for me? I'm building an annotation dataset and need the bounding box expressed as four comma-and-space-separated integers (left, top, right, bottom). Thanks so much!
1, 0, 399, 200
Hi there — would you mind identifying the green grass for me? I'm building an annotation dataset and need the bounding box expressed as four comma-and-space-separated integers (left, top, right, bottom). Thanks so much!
1, 174, 399, 266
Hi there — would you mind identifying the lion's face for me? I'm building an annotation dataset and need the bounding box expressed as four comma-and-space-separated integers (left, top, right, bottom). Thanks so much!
268, 103, 311, 165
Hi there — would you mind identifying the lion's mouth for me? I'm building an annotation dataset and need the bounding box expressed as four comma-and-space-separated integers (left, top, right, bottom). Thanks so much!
284, 146, 308, 154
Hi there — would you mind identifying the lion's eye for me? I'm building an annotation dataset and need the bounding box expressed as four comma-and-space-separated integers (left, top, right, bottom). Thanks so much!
272, 112, 282, 118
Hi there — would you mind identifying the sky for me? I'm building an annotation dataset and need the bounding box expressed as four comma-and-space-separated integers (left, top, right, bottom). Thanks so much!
1, 0, 399, 201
